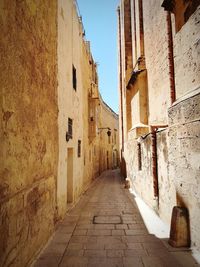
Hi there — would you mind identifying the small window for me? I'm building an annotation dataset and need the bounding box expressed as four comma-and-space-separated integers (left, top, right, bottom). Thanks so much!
72, 65, 77, 90
78, 140, 81, 157
68, 118, 73, 139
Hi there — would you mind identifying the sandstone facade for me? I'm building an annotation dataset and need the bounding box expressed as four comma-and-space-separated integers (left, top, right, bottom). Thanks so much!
118, 0, 200, 253
0, 1, 119, 266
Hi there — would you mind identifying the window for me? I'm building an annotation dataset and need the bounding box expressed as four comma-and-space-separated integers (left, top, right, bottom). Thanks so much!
72, 65, 77, 90
78, 140, 81, 157
68, 118, 73, 139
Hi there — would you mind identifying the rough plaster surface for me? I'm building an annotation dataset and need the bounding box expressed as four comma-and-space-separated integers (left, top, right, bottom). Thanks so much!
0, 1, 58, 266
174, 6, 200, 99
168, 92, 200, 252
143, 0, 170, 125
57, 0, 84, 218
125, 129, 176, 225
0, 1, 119, 267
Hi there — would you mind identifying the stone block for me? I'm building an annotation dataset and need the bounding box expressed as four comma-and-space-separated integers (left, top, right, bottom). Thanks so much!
169, 206, 190, 247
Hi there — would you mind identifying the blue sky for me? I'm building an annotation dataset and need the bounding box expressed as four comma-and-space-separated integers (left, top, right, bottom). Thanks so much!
77, 0, 119, 114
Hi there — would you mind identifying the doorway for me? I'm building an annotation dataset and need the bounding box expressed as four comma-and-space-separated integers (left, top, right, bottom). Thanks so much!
67, 148, 73, 203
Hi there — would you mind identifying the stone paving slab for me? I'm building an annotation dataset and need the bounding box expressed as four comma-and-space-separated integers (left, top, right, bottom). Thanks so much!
32, 170, 200, 267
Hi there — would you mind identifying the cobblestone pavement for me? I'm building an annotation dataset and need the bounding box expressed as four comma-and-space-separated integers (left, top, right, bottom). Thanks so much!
33, 170, 199, 267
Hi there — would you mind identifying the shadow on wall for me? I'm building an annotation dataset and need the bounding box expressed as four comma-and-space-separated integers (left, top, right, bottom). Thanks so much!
120, 156, 127, 179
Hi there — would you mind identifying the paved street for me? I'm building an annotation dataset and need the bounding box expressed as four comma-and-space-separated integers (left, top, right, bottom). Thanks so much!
33, 170, 198, 267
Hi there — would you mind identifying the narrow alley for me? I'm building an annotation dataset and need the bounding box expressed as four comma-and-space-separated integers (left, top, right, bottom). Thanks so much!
1, 0, 200, 266
33, 170, 197, 267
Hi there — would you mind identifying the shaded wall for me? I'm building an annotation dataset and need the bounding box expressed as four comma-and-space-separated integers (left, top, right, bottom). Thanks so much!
0, 1, 58, 266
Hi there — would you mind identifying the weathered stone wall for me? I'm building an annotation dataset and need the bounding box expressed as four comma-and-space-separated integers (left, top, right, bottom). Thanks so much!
57, 0, 85, 218
0, 1, 58, 266
173, 6, 200, 99
81, 43, 103, 190
168, 90, 200, 251
0, 1, 120, 266
82, 43, 95, 191
125, 132, 153, 204
157, 130, 176, 223
125, 129, 175, 223
119, 0, 200, 254
143, 0, 170, 125
57, 0, 120, 218
100, 102, 119, 171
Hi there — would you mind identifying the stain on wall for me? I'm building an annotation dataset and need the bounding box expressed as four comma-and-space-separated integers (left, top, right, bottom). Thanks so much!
0, 1, 58, 266
169, 92, 200, 251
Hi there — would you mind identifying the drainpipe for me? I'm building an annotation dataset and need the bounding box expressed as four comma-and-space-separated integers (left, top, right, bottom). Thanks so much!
151, 128, 159, 198
166, 11, 176, 104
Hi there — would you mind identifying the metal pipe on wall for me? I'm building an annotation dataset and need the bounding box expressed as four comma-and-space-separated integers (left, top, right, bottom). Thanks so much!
151, 128, 159, 198
166, 11, 176, 104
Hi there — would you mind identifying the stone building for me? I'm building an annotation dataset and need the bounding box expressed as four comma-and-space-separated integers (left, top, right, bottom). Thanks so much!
118, 0, 200, 255
0, 1, 119, 266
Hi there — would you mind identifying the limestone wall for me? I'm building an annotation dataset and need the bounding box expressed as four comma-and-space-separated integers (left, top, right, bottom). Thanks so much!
0, 1, 120, 266
168, 90, 200, 251
0, 1, 58, 266
173, 6, 200, 99
118, 0, 200, 254
143, 0, 170, 125
56, 0, 119, 219
57, 0, 85, 218
125, 129, 176, 223
157, 130, 176, 223
100, 102, 119, 171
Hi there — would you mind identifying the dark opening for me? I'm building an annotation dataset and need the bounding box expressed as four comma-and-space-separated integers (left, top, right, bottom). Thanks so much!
68, 118, 73, 139
78, 140, 81, 157
72, 65, 77, 90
